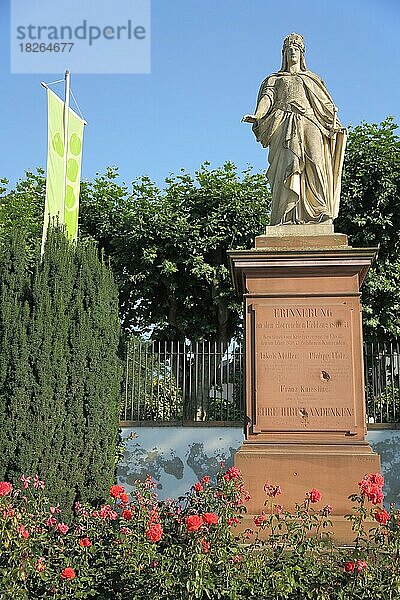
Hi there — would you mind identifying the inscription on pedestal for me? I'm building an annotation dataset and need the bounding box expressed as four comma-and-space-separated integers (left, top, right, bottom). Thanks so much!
252, 302, 358, 433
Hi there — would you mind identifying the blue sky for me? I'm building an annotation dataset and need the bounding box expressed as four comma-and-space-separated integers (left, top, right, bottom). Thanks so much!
0, 0, 399, 189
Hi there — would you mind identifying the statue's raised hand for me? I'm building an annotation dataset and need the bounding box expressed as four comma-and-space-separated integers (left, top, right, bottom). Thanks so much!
241, 114, 257, 124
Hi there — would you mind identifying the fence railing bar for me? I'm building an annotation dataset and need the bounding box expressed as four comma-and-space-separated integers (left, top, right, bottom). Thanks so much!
194, 341, 199, 421
188, 341, 193, 419
123, 339, 130, 420
206, 340, 211, 420
137, 342, 143, 420
182, 341, 186, 419
150, 341, 155, 418
156, 341, 161, 416
213, 340, 217, 421
199, 340, 203, 420
130, 342, 136, 420
396, 341, 400, 422
176, 340, 180, 421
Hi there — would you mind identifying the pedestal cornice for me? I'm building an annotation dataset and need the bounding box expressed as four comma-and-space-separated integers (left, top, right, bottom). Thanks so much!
228, 246, 378, 296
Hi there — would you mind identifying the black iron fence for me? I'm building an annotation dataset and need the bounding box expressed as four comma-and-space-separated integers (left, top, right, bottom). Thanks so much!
122, 340, 244, 423
121, 339, 400, 424
364, 341, 400, 423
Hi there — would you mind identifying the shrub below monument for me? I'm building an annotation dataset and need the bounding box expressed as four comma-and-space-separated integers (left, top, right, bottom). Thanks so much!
1, 469, 400, 599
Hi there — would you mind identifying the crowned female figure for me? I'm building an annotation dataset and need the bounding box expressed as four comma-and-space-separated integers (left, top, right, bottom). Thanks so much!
243, 33, 347, 226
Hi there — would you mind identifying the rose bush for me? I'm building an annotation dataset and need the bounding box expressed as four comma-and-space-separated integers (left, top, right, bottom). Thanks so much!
0, 470, 400, 599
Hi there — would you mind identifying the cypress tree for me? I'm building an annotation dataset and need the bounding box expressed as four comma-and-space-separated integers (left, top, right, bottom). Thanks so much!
0, 232, 32, 479
0, 228, 122, 514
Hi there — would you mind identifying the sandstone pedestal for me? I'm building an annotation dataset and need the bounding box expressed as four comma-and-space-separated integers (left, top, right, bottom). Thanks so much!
228, 225, 381, 543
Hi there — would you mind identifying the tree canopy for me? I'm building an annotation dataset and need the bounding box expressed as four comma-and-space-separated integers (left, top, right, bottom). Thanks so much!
336, 117, 400, 340
79, 162, 270, 341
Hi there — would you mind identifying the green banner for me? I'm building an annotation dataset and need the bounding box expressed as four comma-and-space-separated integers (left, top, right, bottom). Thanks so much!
64, 107, 84, 241
42, 89, 65, 249
42, 88, 84, 249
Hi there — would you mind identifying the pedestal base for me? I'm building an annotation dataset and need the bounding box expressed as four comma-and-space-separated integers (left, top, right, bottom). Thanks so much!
235, 442, 380, 513
235, 442, 380, 544
255, 224, 348, 250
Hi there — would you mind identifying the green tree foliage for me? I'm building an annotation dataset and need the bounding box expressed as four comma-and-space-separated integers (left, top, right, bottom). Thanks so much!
0, 228, 122, 513
0, 169, 45, 264
80, 162, 271, 341
336, 117, 400, 340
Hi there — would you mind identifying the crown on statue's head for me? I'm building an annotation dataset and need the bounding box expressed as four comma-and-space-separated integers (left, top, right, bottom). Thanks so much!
282, 33, 305, 52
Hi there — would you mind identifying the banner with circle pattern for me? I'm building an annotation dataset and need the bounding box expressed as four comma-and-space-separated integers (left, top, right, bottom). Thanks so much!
42, 89, 84, 247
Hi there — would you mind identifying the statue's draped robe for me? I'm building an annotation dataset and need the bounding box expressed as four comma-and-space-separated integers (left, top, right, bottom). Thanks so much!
252, 70, 347, 225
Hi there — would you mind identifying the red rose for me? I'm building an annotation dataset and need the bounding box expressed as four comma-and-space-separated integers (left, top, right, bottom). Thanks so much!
232, 555, 242, 563
61, 567, 76, 580
253, 513, 267, 527
121, 526, 132, 535
358, 473, 385, 505
201, 538, 210, 553
344, 561, 355, 573
359, 481, 384, 505
264, 481, 282, 497
0, 481, 13, 497
356, 560, 367, 573
56, 522, 69, 534
369, 485, 384, 505
369, 473, 384, 487
186, 515, 203, 532
194, 482, 203, 493
223, 467, 241, 482
17, 524, 29, 539
122, 509, 133, 521
309, 488, 322, 503
202, 512, 219, 525
227, 517, 239, 526
119, 493, 129, 504
374, 509, 390, 525
79, 537, 92, 547
145, 523, 163, 542
110, 484, 125, 499
201, 476, 210, 484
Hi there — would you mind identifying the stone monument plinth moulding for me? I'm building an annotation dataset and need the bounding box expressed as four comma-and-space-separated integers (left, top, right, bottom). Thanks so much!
228, 225, 381, 542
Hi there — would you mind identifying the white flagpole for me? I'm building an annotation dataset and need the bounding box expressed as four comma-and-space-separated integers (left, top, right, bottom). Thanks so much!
62, 69, 71, 225
40, 79, 52, 258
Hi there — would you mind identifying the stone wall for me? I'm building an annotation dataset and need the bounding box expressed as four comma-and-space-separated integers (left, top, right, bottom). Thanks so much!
118, 426, 400, 506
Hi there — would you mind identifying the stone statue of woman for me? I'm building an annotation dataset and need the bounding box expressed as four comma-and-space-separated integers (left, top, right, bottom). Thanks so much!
242, 33, 347, 226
